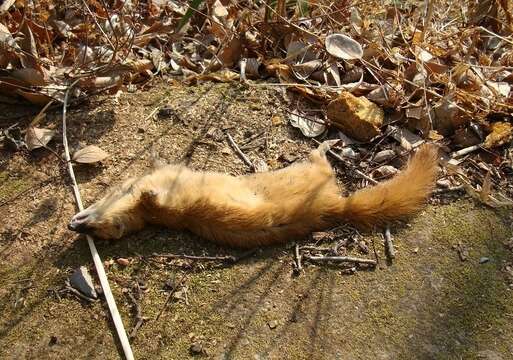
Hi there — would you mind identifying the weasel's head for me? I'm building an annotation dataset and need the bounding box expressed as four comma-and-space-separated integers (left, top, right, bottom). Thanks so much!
68, 179, 146, 240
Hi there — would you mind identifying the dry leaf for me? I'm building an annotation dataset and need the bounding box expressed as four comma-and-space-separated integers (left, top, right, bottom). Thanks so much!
292, 59, 322, 80
11, 68, 47, 86
289, 113, 326, 138
327, 92, 383, 142
484, 122, 513, 148
25, 127, 55, 151
480, 172, 492, 203
325, 34, 363, 60
72, 145, 110, 164
16, 89, 55, 105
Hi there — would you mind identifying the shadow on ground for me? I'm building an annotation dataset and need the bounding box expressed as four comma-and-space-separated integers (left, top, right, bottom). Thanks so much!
0, 82, 512, 360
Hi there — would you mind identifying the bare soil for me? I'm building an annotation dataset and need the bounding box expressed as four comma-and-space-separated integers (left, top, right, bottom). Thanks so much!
0, 81, 512, 360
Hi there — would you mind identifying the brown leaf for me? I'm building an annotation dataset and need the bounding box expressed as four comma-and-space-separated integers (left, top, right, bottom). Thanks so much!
480, 172, 492, 203
25, 127, 55, 151
72, 145, 110, 164
327, 92, 383, 142
11, 68, 47, 86
218, 37, 242, 67
16, 89, 54, 105
484, 122, 513, 148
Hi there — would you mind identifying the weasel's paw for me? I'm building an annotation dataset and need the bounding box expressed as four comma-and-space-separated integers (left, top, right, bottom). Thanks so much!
317, 139, 340, 155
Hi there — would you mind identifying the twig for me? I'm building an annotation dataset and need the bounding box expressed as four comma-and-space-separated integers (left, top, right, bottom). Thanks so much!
299, 245, 333, 252
127, 291, 148, 340
62, 80, 134, 360
293, 243, 303, 274
304, 254, 377, 266
312, 139, 378, 185
155, 272, 187, 321
432, 185, 465, 194
450, 145, 481, 158
152, 250, 256, 263
153, 253, 237, 262
371, 237, 380, 265
227, 133, 254, 169
384, 226, 395, 260
62, 285, 99, 303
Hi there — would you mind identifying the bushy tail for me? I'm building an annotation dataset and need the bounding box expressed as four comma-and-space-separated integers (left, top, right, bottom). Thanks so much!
341, 144, 439, 228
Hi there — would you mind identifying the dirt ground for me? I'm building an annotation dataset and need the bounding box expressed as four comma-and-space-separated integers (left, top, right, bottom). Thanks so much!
1, 80, 513, 360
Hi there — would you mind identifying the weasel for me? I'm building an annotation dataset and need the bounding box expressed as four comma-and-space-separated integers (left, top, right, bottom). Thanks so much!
68, 142, 438, 248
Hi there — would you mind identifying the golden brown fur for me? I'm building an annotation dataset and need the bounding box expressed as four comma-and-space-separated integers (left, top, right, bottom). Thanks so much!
68, 143, 438, 248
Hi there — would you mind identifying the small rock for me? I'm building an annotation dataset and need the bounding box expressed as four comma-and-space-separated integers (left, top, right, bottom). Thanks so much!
69, 266, 97, 299
327, 92, 384, 142
48, 335, 58, 346
116, 258, 130, 266
373, 149, 395, 163
357, 240, 369, 254
157, 106, 175, 119
190, 342, 204, 355
271, 115, 284, 126
373, 165, 398, 178
413, 247, 419, 254
436, 179, 452, 188
480, 257, 490, 264
278, 152, 298, 163
268, 320, 278, 329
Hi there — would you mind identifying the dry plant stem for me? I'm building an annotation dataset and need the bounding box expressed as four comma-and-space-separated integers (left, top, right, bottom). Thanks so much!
63, 285, 98, 302
227, 133, 254, 169
304, 254, 377, 266
312, 139, 378, 185
294, 243, 303, 273
152, 253, 238, 262
433, 185, 464, 194
384, 226, 395, 259
62, 80, 134, 360
155, 272, 187, 321
451, 145, 481, 158
127, 292, 147, 340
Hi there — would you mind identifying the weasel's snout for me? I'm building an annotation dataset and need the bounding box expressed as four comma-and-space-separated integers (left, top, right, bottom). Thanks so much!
68, 212, 92, 233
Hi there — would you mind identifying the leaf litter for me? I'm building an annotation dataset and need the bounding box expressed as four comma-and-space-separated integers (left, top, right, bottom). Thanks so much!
1, 0, 513, 201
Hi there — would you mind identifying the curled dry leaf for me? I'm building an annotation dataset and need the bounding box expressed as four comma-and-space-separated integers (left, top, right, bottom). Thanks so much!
325, 34, 363, 60
292, 59, 322, 80
327, 92, 383, 142
484, 122, 513, 148
25, 127, 56, 151
289, 112, 326, 138
72, 145, 110, 164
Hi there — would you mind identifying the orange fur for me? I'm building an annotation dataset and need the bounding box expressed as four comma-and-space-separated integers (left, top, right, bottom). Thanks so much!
69, 144, 438, 248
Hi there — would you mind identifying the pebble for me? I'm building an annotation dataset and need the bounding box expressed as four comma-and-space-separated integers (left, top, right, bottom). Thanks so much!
190, 342, 204, 355
479, 257, 490, 264
116, 258, 130, 266
268, 320, 278, 329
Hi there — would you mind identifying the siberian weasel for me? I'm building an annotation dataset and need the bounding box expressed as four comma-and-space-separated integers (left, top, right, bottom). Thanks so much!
68, 142, 438, 248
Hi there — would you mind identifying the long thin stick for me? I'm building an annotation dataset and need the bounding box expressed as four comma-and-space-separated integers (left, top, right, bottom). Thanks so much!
62, 81, 134, 360
304, 254, 377, 266
227, 133, 254, 169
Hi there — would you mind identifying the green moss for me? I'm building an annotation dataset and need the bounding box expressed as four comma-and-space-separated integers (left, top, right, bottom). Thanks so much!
0, 171, 33, 203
